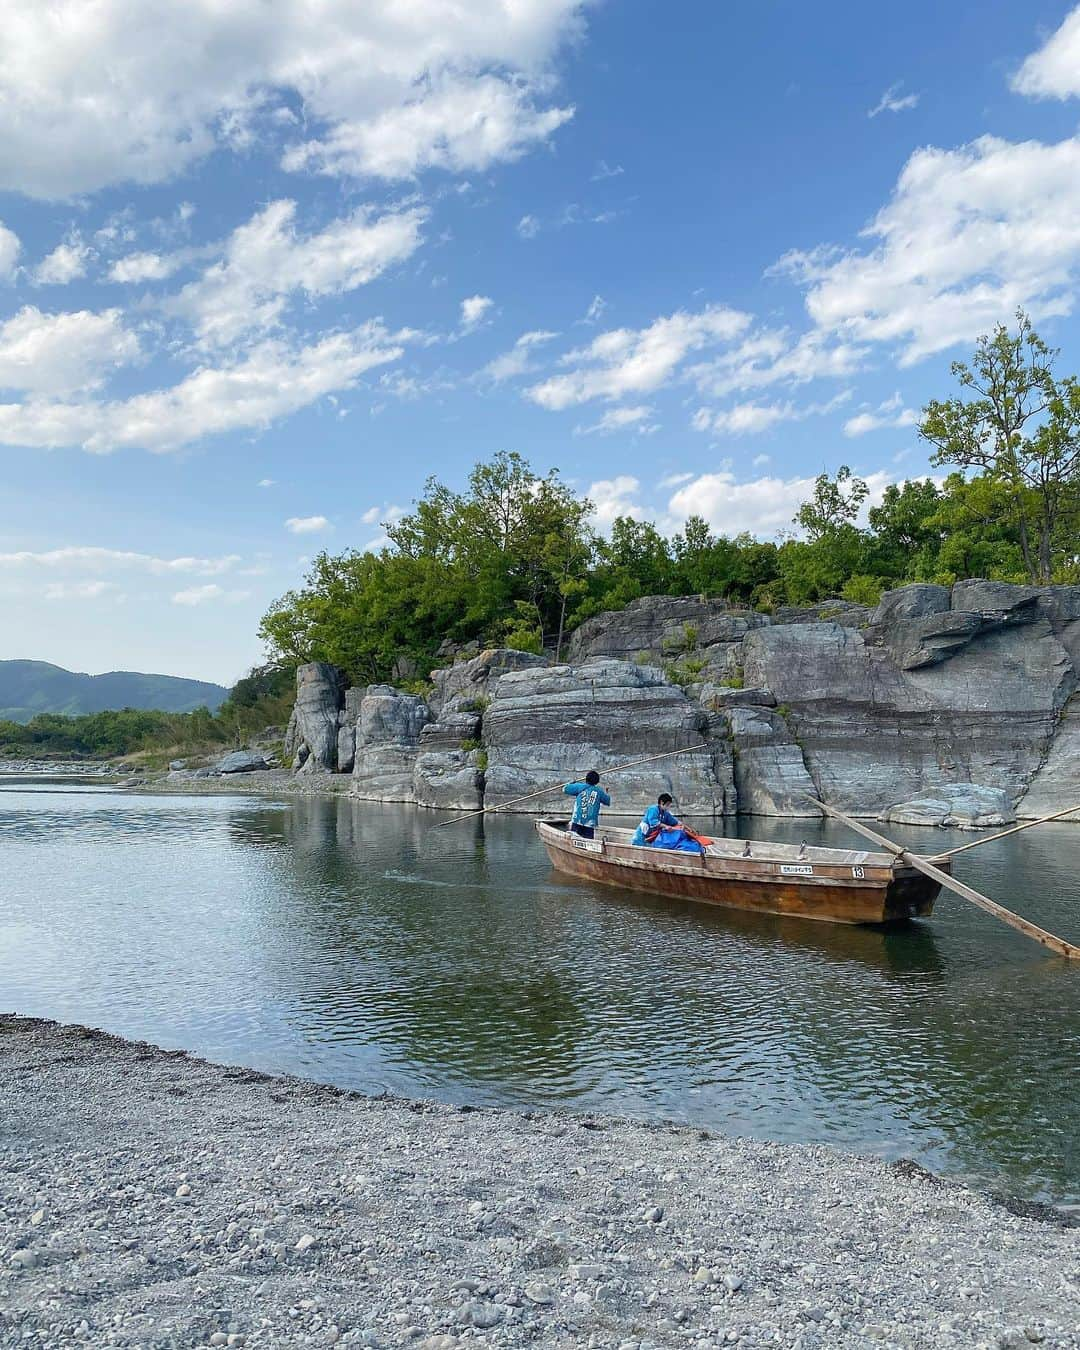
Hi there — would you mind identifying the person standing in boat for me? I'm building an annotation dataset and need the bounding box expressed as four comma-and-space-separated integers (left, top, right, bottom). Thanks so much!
563, 770, 610, 839
631, 792, 681, 846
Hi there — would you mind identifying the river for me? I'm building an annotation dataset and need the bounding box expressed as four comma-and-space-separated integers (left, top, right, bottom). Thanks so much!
1, 783, 1077, 1207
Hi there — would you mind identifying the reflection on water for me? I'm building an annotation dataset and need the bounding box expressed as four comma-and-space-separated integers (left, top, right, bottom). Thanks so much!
1, 786, 1078, 1206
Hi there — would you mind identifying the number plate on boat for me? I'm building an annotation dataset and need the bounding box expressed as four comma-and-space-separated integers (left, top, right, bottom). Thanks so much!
570, 837, 602, 853
780, 864, 814, 876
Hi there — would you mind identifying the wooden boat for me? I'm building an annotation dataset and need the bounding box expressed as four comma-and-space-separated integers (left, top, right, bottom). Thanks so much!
536, 819, 949, 926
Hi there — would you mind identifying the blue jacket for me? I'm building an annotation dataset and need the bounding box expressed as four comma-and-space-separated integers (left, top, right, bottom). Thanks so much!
632, 804, 679, 846
564, 782, 611, 827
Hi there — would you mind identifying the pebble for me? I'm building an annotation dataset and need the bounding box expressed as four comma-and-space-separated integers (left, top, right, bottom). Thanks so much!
2, 1017, 1077, 1350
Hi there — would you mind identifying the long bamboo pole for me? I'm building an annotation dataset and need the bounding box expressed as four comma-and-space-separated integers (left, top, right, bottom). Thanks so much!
435, 742, 709, 828
809, 797, 1080, 960
938, 802, 1080, 859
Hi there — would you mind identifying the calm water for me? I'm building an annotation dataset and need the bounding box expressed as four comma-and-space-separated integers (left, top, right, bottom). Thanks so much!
2, 786, 1078, 1206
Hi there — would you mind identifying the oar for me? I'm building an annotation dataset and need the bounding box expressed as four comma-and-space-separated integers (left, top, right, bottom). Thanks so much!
435, 742, 710, 828
938, 802, 1080, 859
807, 797, 1080, 961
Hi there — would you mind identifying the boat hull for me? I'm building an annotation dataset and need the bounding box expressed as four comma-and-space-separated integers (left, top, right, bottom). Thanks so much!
537, 821, 944, 925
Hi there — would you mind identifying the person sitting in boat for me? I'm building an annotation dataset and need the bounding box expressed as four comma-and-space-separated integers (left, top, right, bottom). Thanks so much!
632, 792, 709, 853
631, 793, 681, 846
563, 770, 611, 840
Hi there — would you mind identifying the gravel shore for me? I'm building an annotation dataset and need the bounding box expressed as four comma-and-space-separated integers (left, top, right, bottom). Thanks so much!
1, 1017, 1077, 1350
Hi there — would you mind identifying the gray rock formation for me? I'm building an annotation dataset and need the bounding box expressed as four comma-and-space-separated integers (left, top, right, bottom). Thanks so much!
215, 750, 270, 774
483, 658, 733, 816
743, 596, 1076, 814
1018, 695, 1080, 818
565, 596, 769, 665
351, 685, 430, 802
287, 581, 1080, 823
288, 663, 346, 773
881, 784, 1015, 829
723, 706, 821, 817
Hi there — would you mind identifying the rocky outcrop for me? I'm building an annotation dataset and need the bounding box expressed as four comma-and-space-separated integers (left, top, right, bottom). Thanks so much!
215, 750, 270, 774
565, 596, 769, 665
286, 582, 1080, 822
724, 705, 820, 817
351, 685, 430, 802
483, 659, 734, 815
881, 784, 1015, 829
743, 589, 1076, 814
287, 663, 347, 773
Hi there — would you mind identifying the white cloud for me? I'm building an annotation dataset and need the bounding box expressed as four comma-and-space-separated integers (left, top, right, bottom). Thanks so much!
1013, 6, 1080, 100
665, 469, 895, 538
0, 1, 586, 197
0, 323, 409, 453
169, 199, 426, 347
868, 82, 919, 118
0, 223, 21, 281
285, 74, 574, 181
172, 584, 251, 606
591, 159, 623, 180
843, 393, 918, 437
33, 237, 91, 285
108, 251, 185, 284
528, 305, 751, 409
752, 453, 770, 467
0, 307, 140, 397
517, 214, 541, 239
688, 328, 865, 398
583, 294, 607, 324
773, 134, 1080, 364
692, 391, 850, 436
0, 547, 240, 575
285, 515, 331, 534
587, 475, 645, 526
480, 329, 558, 382
460, 294, 494, 330
575, 404, 657, 436
257, 478, 276, 488
658, 471, 694, 489
43, 580, 121, 601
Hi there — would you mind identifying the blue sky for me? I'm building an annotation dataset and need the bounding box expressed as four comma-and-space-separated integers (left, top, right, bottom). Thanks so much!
2, 0, 1080, 684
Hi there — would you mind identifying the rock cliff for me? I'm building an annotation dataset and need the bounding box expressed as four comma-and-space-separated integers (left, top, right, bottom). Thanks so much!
285, 581, 1080, 822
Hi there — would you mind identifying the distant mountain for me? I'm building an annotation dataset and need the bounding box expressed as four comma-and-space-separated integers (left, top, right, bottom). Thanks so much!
0, 660, 229, 723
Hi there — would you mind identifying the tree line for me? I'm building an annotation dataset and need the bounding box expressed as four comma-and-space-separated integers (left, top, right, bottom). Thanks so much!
259, 314, 1080, 687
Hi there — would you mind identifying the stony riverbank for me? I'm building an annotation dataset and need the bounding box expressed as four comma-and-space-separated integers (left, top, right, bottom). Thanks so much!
1, 1017, 1077, 1350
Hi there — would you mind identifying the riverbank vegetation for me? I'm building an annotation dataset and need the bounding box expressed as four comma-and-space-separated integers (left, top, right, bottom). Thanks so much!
260, 315, 1080, 686
0, 666, 295, 762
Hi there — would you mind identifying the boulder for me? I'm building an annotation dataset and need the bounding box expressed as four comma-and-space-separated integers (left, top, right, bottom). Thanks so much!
871, 584, 951, 626
482, 658, 733, 815
724, 705, 820, 817
881, 784, 1016, 829
292, 662, 347, 772
951, 579, 1042, 626
884, 611, 981, 670
351, 685, 430, 802
168, 758, 187, 770
564, 596, 769, 665
215, 750, 269, 774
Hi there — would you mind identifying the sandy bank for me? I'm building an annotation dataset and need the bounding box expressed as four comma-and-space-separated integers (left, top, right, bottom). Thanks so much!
0, 1016, 1076, 1350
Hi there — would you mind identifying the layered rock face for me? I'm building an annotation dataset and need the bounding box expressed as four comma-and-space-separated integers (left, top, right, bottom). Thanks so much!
483, 658, 733, 815
286, 582, 1080, 822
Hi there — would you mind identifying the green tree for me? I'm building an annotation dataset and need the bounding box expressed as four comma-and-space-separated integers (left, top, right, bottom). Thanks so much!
920, 311, 1080, 583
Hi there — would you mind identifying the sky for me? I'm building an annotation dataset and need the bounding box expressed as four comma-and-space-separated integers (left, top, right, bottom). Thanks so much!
2, 1, 1080, 685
